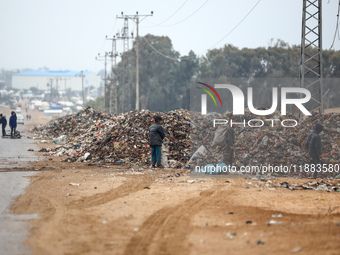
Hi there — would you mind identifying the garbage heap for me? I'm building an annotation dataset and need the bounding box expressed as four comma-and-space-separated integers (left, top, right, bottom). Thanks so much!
189, 110, 340, 177
32, 107, 340, 174
31, 107, 191, 166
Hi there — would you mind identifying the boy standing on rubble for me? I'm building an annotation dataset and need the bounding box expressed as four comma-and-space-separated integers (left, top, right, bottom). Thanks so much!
306, 123, 324, 178
149, 116, 165, 168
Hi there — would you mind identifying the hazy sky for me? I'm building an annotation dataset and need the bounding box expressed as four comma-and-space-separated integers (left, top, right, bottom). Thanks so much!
0, 0, 339, 73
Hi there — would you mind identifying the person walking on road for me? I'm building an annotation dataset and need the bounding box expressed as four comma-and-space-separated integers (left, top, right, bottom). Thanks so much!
0, 114, 7, 136
306, 123, 324, 178
149, 116, 165, 168
9, 111, 17, 138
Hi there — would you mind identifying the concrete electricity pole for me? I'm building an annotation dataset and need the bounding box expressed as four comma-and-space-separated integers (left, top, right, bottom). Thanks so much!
80, 71, 85, 106
106, 35, 119, 114
96, 52, 110, 112
117, 11, 153, 110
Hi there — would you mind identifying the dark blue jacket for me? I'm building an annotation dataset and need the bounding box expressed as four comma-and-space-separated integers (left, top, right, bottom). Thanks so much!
9, 111, 17, 128
0, 116, 6, 126
149, 123, 165, 146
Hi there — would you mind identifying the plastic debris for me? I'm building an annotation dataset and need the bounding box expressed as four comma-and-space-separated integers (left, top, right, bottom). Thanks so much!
267, 220, 283, 226
292, 247, 303, 253
69, 183, 80, 186
226, 232, 237, 239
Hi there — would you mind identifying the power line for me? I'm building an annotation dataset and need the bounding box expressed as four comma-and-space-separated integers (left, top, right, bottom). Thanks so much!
330, 0, 340, 49
143, 1, 261, 61
143, 37, 182, 61
152, 0, 189, 26
99, 17, 118, 54
161, 0, 210, 27
208, 0, 261, 50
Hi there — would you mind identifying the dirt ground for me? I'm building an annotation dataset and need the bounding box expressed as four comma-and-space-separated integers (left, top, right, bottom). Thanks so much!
9, 106, 340, 255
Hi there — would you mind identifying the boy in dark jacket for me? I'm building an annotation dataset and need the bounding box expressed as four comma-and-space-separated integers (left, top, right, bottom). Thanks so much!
306, 123, 324, 178
0, 114, 7, 136
9, 111, 17, 138
149, 116, 165, 168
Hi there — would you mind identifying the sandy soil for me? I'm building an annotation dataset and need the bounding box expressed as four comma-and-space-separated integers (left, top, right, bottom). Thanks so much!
9, 106, 340, 255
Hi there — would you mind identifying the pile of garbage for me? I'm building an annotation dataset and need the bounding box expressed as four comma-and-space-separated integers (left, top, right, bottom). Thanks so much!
31, 107, 340, 175
31, 107, 191, 166
189, 110, 340, 177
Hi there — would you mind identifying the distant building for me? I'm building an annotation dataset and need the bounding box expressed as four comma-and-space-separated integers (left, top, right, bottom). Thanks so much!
12, 70, 100, 91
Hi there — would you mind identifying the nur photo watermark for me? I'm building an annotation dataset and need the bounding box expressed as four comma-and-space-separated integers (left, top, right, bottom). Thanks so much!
189, 78, 340, 179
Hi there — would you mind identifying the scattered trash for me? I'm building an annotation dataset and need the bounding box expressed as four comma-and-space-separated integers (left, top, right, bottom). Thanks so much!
276, 180, 340, 192
81, 152, 91, 161
292, 247, 303, 253
226, 232, 237, 239
27, 148, 34, 151
267, 220, 283, 226
69, 183, 80, 186
272, 214, 283, 218
257, 240, 264, 245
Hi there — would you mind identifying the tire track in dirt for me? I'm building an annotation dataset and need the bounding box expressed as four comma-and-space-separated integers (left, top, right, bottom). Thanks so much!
68, 176, 154, 209
28, 195, 69, 254
124, 186, 232, 255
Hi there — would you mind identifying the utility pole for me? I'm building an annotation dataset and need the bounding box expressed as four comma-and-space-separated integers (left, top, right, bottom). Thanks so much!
49, 78, 53, 105
116, 18, 134, 113
300, 0, 324, 117
117, 11, 153, 110
81, 71, 85, 106
96, 52, 110, 112
106, 35, 119, 114
62, 77, 71, 99
55, 77, 60, 102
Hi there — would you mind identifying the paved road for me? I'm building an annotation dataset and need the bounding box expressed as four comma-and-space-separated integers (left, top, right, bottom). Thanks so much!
0, 121, 44, 255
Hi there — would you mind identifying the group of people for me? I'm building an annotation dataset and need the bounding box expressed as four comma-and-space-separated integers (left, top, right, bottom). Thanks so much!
0, 111, 18, 138
26, 114, 32, 120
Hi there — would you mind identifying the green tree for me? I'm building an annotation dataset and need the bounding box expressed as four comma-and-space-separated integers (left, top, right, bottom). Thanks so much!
86, 96, 104, 111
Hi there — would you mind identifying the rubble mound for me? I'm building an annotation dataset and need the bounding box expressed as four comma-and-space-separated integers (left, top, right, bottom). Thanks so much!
32, 108, 340, 175
32, 107, 191, 166
189, 110, 340, 177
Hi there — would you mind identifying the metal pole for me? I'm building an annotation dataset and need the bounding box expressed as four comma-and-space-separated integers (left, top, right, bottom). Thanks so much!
104, 54, 107, 112
300, 0, 324, 116
136, 16, 139, 110
319, 0, 324, 114
81, 71, 85, 106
